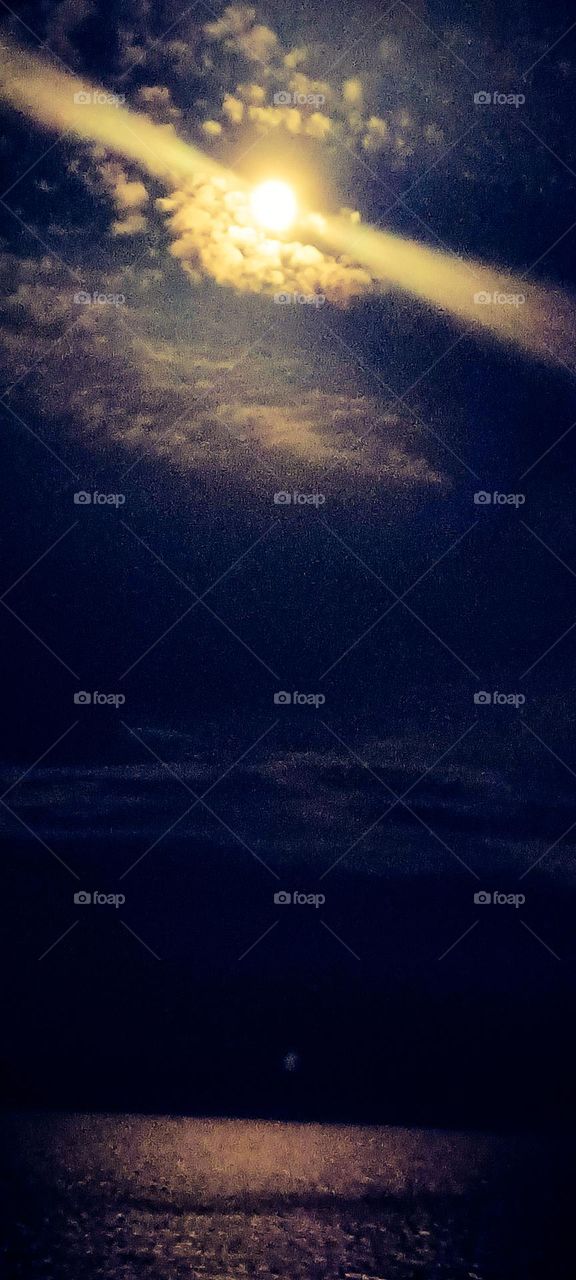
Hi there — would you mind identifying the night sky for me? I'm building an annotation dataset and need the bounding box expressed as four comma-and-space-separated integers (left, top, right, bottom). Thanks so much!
1, 0, 576, 1125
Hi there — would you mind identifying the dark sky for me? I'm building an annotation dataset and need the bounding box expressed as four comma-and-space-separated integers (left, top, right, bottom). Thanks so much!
1, 0, 575, 1122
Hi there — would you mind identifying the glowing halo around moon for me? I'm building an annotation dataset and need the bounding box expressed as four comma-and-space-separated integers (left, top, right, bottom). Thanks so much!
250, 179, 298, 233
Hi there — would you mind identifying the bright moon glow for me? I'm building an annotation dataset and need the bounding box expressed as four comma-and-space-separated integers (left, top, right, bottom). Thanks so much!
251, 180, 297, 232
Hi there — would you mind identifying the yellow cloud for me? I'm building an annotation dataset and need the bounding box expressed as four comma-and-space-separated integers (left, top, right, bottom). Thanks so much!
343, 77, 363, 108
305, 112, 332, 140
222, 94, 244, 124
160, 175, 373, 305
204, 5, 278, 63
362, 116, 389, 152
202, 120, 223, 137
237, 83, 266, 105
111, 212, 148, 235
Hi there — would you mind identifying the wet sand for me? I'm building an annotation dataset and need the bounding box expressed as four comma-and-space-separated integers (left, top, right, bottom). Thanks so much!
0, 1113, 570, 1279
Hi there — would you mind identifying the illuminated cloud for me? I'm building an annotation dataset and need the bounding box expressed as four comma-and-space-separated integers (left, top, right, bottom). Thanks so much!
1, 32, 572, 365
195, 7, 441, 166
343, 78, 363, 108
111, 211, 148, 235
158, 176, 373, 304
0, 253, 442, 484
135, 85, 182, 122
97, 161, 149, 211
222, 94, 245, 125
204, 5, 278, 63
201, 120, 223, 138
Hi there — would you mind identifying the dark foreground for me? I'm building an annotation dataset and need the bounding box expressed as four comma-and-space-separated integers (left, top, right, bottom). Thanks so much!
1, 1113, 572, 1279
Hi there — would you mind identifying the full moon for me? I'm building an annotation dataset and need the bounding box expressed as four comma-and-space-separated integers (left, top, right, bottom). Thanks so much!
250, 180, 297, 233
